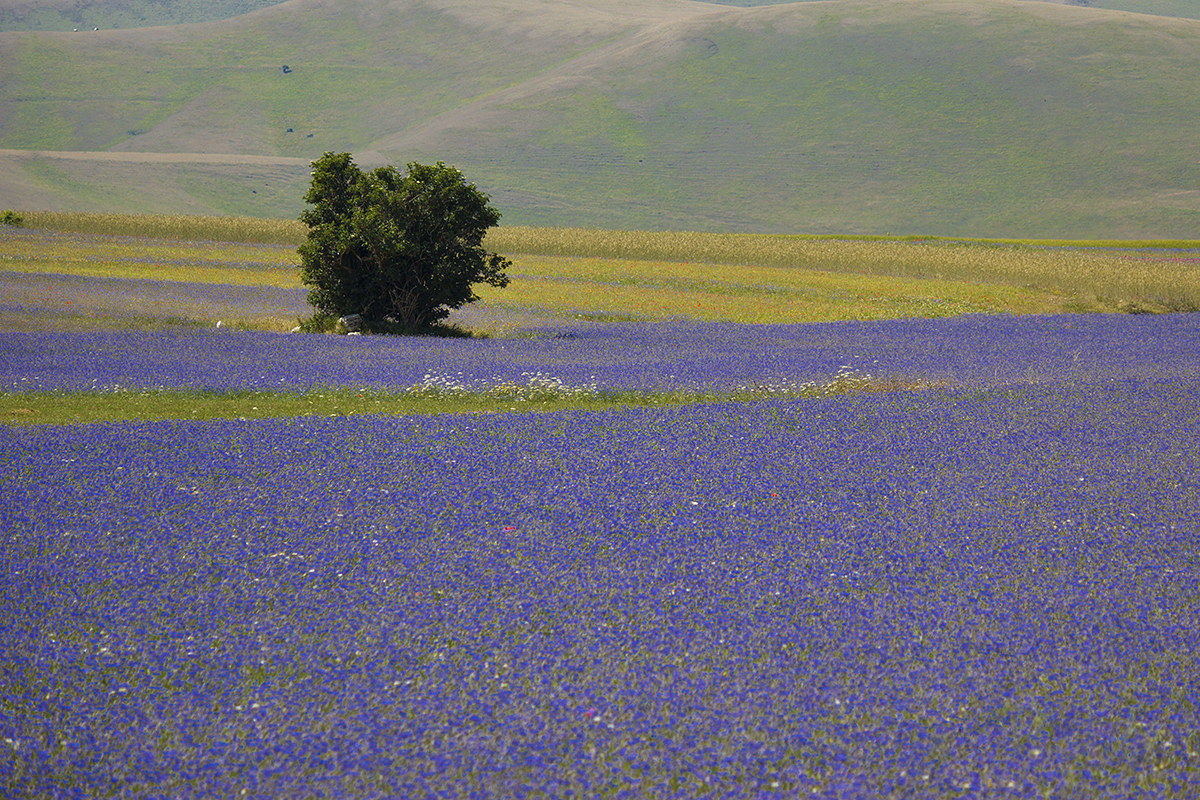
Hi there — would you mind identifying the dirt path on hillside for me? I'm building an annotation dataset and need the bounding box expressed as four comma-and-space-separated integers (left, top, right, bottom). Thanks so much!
360, 6, 736, 159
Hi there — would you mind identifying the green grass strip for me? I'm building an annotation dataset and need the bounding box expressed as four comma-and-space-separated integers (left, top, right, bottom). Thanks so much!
0, 377, 926, 426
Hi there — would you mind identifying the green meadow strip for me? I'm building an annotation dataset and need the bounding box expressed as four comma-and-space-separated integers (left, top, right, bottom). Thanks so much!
0, 376, 928, 426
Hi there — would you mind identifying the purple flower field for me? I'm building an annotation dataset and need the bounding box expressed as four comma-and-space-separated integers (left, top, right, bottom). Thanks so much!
2, 314, 1199, 798
3, 312, 1199, 392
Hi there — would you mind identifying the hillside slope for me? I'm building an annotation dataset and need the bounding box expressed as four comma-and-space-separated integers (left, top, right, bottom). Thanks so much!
2, 0, 1199, 236
1, 0, 707, 155
0, 1, 288, 31
5, 0, 1200, 31
376, 0, 1200, 235
1023, 0, 1200, 18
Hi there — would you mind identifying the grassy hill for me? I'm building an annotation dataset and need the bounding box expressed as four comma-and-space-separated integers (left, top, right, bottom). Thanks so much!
0, 1, 289, 31
1047, 1, 1200, 18
5, 1, 1200, 31
3, 0, 1200, 236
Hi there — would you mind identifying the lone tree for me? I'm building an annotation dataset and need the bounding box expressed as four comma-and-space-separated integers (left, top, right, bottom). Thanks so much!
298, 152, 511, 334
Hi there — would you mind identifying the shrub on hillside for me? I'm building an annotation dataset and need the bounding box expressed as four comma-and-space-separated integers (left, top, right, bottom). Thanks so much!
1, 210, 24, 226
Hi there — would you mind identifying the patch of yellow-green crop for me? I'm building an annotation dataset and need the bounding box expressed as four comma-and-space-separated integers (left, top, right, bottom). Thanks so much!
487, 228, 1200, 313
4, 215, 1198, 335
486, 225, 1200, 260
0, 230, 298, 287
482, 254, 1092, 323
1, 258, 296, 289
17, 211, 307, 244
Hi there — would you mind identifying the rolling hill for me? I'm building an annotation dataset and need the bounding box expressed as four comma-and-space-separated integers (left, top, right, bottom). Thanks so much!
2, 0, 1199, 236
4, 0, 1200, 31
0, 1, 288, 31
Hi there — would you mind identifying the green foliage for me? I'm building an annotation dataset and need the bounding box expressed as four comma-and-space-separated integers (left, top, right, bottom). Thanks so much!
298, 153, 511, 334
296, 312, 337, 333
1, 210, 24, 226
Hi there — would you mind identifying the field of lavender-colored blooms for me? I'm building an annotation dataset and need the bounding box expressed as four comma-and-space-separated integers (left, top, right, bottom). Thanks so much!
3, 312, 1200, 394
2, 313, 1199, 798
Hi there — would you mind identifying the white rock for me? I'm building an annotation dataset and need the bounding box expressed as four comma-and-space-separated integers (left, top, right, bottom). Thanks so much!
336, 314, 363, 334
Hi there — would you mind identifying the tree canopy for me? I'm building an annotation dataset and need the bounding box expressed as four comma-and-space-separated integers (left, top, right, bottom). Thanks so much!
298, 152, 510, 334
